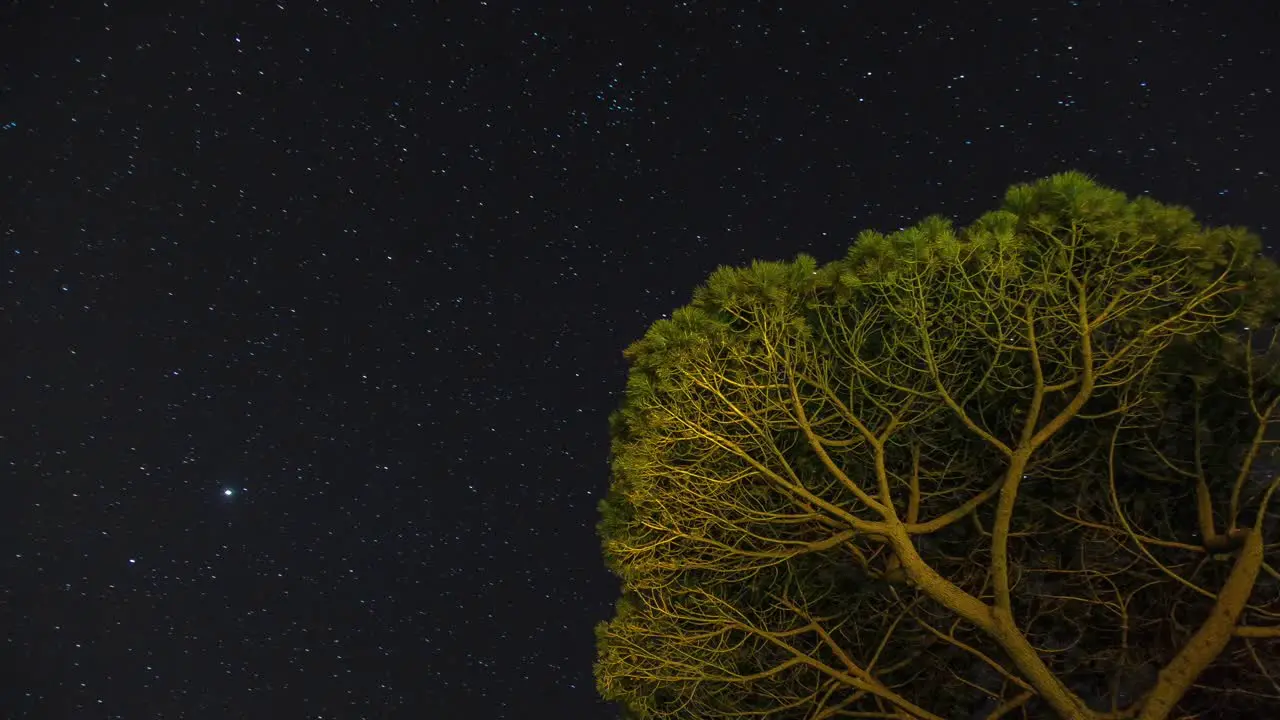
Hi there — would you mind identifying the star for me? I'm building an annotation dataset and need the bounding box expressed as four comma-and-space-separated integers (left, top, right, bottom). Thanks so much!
223, 488, 235, 497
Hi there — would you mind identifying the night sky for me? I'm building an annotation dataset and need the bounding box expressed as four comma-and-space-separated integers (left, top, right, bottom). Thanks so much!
2, 2, 1277, 718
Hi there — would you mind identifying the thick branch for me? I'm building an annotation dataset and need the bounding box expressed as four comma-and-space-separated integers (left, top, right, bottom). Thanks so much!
1137, 529, 1265, 720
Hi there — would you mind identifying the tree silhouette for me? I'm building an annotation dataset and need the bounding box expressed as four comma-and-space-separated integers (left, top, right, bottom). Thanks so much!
596, 172, 1280, 719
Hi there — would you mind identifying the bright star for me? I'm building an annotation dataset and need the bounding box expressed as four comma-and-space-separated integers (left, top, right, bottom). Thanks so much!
223, 488, 235, 497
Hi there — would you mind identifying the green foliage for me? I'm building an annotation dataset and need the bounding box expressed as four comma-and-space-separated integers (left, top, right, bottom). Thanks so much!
596, 171, 1280, 719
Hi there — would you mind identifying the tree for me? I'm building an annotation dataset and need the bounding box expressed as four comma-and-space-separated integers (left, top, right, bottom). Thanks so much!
595, 172, 1280, 719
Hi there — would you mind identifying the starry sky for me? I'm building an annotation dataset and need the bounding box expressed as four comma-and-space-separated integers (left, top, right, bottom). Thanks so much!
1, 2, 1277, 718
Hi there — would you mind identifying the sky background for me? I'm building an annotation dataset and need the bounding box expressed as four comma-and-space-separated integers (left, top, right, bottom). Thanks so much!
2, 1, 1277, 718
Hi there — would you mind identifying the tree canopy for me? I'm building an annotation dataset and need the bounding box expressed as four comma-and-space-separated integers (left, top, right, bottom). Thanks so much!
595, 172, 1280, 719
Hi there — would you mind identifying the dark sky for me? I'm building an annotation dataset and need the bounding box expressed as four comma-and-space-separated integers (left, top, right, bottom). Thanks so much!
1, 1, 1276, 718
